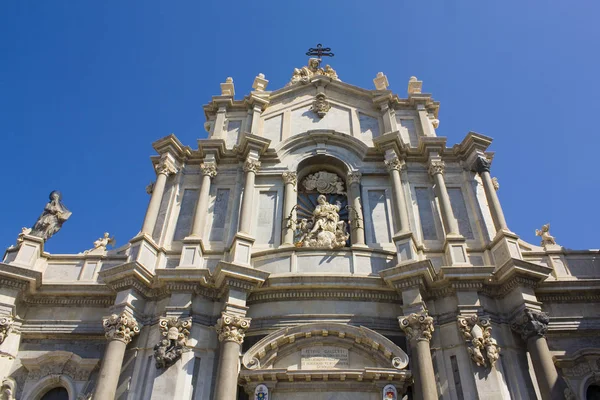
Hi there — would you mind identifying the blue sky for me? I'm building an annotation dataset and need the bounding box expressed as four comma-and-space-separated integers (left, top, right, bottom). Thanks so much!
1, 1, 599, 254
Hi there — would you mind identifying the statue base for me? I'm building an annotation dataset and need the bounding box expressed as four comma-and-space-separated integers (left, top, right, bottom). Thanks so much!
444, 234, 470, 266
393, 232, 417, 264
3, 234, 44, 269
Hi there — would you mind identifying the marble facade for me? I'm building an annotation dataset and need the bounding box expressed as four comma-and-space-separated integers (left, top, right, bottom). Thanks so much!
1, 60, 600, 400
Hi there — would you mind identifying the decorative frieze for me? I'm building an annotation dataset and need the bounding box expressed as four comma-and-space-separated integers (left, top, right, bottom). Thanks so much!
215, 313, 251, 344
457, 315, 500, 367
154, 317, 192, 369
311, 93, 331, 118
427, 160, 445, 176
243, 159, 261, 174
384, 156, 404, 172
510, 309, 549, 341
282, 171, 298, 187
0, 316, 13, 345
399, 312, 434, 343
103, 312, 140, 344
200, 162, 218, 177
155, 157, 178, 176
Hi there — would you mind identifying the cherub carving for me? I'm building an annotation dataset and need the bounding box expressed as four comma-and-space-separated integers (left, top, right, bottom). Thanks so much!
535, 223, 557, 247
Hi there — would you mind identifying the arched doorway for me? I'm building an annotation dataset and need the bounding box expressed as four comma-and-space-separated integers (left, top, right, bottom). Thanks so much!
40, 387, 69, 400
588, 384, 600, 400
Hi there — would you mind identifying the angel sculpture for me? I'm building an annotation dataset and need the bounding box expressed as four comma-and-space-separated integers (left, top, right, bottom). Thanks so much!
85, 232, 115, 254
535, 224, 556, 247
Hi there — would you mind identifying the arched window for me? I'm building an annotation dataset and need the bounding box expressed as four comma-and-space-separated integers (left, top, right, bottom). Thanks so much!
588, 384, 600, 400
40, 386, 69, 400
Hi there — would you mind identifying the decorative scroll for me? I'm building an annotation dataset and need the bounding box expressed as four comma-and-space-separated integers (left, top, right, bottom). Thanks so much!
103, 312, 140, 344
154, 317, 191, 369
399, 312, 434, 343
457, 315, 500, 367
215, 313, 251, 344
302, 171, 345, 195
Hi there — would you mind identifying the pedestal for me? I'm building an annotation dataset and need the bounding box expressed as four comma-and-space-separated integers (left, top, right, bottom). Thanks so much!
129, 234, 159, 272
229, 233, 255, 266
393, 232, 418, 264
180, 238, 205, 268
444, 235, 469, 266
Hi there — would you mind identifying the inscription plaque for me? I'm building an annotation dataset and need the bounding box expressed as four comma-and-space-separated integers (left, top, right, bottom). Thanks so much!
301, 346, 349, 369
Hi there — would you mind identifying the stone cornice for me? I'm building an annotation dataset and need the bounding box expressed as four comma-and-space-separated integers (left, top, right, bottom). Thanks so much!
151, 133, 192, 164
236, 132, 271, 160
248, 288, 401, 304
535, 279, 600, 303
372, 131, 405, 157
197, 138, 227, 163
98, 261, 156, 298
0, 262, 42, 292
380, 260, 436, 292
212, 261, 270, 294
490, 258, 552, 286
275, 130, 370, 163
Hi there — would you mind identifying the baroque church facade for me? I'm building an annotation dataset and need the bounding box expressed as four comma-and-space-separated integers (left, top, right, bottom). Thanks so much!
1, 56, 600, 400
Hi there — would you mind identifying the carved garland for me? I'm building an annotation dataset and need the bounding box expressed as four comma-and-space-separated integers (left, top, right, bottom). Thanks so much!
103, 312, 140, 344
457, 315, 500, 367
215, 313, 251, 344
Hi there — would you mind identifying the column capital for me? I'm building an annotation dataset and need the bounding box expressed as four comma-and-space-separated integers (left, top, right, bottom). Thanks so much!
215, 313, 251, 344
282, 171, 297, 186
103, 312, 140, 344
384, 156, 405, 172
0, 315, 13, 345
347, 171, 362, 186
510, 309, 549, 341
155, 156, 179, 176
243, 158, 261, 174
399, 312, 434, 343
427, 160, 445, 176
200, 162, 218, 177
474, 155, 491, 174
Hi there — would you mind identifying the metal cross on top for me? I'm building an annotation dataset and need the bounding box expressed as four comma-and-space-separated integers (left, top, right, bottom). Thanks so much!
306, 44, 334, 59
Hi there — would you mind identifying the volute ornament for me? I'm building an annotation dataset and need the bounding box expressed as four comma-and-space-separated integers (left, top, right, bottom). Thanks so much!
311, 93, 331, 118
302, 171, 345, 195
103, 312, 140, 344
511, 309, 549, 341
399, 312, 434, 342
153, 317, 191, 369
243, 159, 261, 174
215, 313, 251, 344
0, 316, 13, 345
200, 162, 218, 177
457, 315, 501, 367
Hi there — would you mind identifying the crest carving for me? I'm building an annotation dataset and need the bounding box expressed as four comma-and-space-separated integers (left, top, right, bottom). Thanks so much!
311, 93, 331, 118
457, 315, 500, 367
153, 317, 191, 369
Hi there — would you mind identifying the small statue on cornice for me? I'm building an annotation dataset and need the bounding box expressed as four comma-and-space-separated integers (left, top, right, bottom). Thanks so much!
28, 191, 72, 242
535, 223, 557, 247
85, 232, 115, 254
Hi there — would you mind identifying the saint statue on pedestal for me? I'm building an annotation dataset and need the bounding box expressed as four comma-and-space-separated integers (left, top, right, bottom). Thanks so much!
29, 191, 72, 241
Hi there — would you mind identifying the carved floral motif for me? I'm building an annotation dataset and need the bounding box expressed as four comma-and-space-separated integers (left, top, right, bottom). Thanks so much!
153, 317, 191, 369
243, 159, 261, 174
457, 315, 501, 367
200, 162, 218, 178
0, 316, 13, 345
103, 312, 140, 344
384, 156, 404, 173
215, 313, 251, 344
282, 171, 298, 188
399, 312, 434, 342
302, 171, 345, 195
428, 160, 445, 176
536, 223, 557, 247
311, 93, 331, 118
510, 309, 549, 341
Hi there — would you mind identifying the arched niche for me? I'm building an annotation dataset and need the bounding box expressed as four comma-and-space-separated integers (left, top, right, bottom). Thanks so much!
240, 323, 411, 396
22, 375, 76, 400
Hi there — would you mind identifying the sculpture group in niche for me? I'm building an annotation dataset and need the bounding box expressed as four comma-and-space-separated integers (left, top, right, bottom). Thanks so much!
457, 315, 500, 367
153, 317, 191, 369
21, 191, 71, 242
296, 194, 349, 249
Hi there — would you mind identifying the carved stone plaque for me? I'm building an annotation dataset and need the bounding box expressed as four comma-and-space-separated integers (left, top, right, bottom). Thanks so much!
301, 346, 349, 369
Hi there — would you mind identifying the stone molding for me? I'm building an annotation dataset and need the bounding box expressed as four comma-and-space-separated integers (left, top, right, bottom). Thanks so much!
0, 316, 13, 344
103, 312, 140, 344
215, 313, 251, 344
243, 158, 261, 174
20, 351, 99, 382
155, 156, 178, 176
457, 315, 500, 367
200, 162, 217, 177
247, 288, 401, 304
399, 312, 434, 343
282, 171, 297, 187
384, 156, 404, 172
474, 155, 491, 174
510, 309, 549, 341
346, 171, 361, 186
427, 160, 445, 176
154, 317, 192, 369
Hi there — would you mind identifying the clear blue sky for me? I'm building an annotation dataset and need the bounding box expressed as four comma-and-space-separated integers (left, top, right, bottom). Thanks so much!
1, 1, 598, 254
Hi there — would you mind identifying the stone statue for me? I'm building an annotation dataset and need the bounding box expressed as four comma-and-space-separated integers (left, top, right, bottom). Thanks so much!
85, 232, 115, 254
29, 191, 72, 241
287, 59, 340, 86
536, 223, 557, 247
298, 195, 349, 249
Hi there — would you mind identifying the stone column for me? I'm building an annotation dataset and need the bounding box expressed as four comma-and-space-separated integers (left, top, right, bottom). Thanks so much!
511, 309, 563, 400
399, 312, 437, 400
428, 160, 460, 236
474, 156, 509, 232
281, 171, 297, 245
141, 157, 178, 235
384, 155, 411, 234
93, 312, 140, 400
347, 172, 366, 246
190, 162, 217, 237
213, 313, 251, 400
239, 158, 261, 234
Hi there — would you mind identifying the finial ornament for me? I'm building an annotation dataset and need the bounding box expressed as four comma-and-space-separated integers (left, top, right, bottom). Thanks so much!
215, 313, 251, 344
0, 316, 13, 345
27, 191, 72, 242
373, 72, 389, 90
200, 162, 217, 177
407, 76, 422, 95
311, 93, 331, 118
428, 160, 445, 176
252, 73, 269, 92
306, 43, 334, 59
399, 312, 434, 342
220, 77, 235, 96
510, 309, 549, 341
153, 317, 191, 369
536, 223, 557, 247
103, 312, 140, 344
458, 315, 501, 367
243, 159, 261, 173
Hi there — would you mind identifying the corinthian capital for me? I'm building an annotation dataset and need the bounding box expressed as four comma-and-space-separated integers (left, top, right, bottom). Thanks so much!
474, 156, 491, 174
0, 316, 13, 345
215, 313, 251, 344
243, 159, 261, 174
510, 309, 549, 341
399, 312, 434, 343
282, 171, 297, 187
103, 312, 140, 344
200, 162, 217, 178
347, 171, 361, 186
156, 157, 179, 176
428, 160, 445, 176
384, 156, 404, 172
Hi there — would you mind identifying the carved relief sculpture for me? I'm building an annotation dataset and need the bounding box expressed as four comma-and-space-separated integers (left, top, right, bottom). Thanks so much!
536, 223, 557, 247
511, 309, 549, 341
311, 93, 331, 118
298, 195, 349, 249
492, 177, 500, 191
457, 315, 501, 367
0, 316, 13, 345
215, 313, 251, 344
302, 171, 345, 195
399, 312, 434, 342
288, 58, 340, 86
28, 191, 72, 241
154, 317, 191, 369
103, 312, 140, 344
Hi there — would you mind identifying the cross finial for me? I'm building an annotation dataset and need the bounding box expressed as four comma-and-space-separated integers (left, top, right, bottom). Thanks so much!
306, 44, 334, 59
